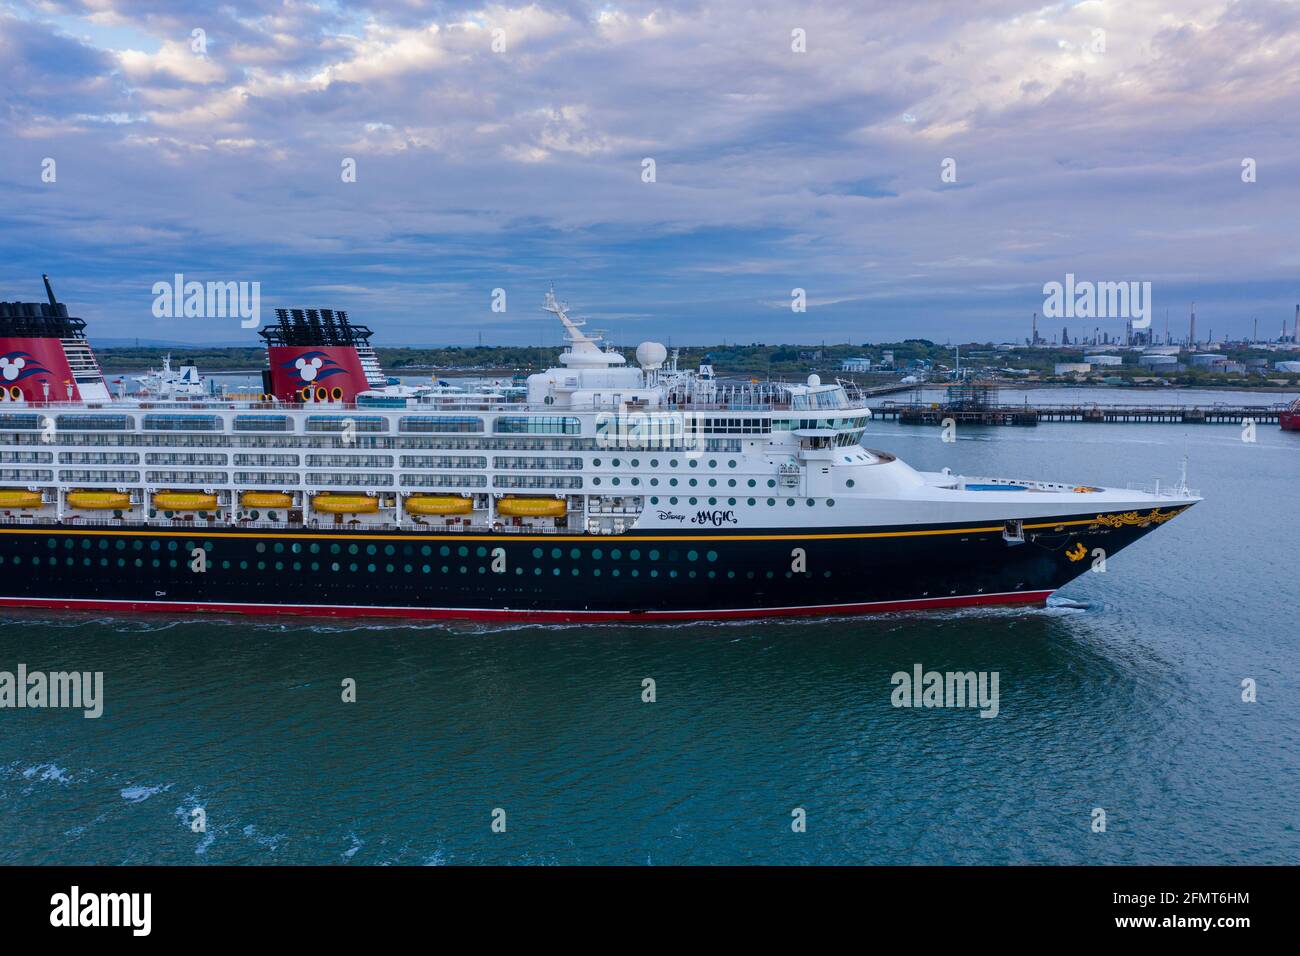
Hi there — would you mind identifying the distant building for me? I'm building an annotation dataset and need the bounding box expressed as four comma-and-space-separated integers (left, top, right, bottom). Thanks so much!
1054, 362, 1091, 375
1276, 360, 1300, 373
1084, 354, 1123, 367
1138, 354, 1179, 369
840, 357, 872, 372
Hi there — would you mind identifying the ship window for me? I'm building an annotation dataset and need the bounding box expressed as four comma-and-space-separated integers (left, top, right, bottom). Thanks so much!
233, 415, 291, 432
58, 414, 134, 430
143, 414, 219, 431
0, 414, 42, 430
400, 416, 483, 433
496, 416, 580, 435
307, 415, 387, 433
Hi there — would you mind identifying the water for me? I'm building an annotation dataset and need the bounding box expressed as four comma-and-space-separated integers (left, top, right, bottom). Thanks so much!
1, 417, 1297, 864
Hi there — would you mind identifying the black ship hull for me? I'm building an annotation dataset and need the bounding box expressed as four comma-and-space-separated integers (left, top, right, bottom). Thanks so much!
0, 506, 1188, 621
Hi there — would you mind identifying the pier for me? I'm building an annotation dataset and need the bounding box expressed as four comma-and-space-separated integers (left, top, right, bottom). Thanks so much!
871, 401, 1288, 425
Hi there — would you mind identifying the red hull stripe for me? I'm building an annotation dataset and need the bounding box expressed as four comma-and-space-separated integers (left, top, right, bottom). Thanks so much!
0, 590, 1054, 623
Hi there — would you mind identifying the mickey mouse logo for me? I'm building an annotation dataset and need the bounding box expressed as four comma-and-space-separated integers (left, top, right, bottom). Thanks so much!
295, 355, 324, 382
280, 351, 346, 384
0, 352, 50, 383
0, 356, 25, 381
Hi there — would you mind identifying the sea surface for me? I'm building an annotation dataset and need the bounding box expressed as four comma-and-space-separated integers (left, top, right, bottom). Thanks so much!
1, 393, 1297, 865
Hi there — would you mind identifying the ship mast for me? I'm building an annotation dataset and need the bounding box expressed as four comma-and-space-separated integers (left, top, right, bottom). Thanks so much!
544, 286, 624, 368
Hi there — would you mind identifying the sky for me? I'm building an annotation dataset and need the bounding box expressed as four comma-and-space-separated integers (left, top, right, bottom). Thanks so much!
1, 0, 1299, 348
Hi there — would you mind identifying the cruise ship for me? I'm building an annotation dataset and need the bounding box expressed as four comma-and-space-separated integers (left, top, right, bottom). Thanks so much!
0, 278, 1199, 621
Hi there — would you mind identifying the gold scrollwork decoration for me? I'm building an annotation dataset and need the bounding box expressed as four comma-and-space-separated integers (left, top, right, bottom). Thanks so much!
1093, 508, 1180, 529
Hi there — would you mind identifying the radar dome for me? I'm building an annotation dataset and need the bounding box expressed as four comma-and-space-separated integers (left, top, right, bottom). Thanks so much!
636, 341, 668, 369
807, 373, 821, 387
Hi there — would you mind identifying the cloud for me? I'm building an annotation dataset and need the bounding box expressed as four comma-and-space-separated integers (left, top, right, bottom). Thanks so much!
1, 0, 1298, 345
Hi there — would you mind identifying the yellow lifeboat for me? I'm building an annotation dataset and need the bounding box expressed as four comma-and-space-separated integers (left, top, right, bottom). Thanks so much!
497, 496, 566, 518
154, 491, 218, 511
404, 495, 473, 516
0, 489, 43, 509
241, 491, 294, 509
67, 490, 132, 510
311, 494, 379, 514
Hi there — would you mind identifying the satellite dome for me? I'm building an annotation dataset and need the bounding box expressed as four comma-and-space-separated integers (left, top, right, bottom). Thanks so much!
636, 341, 668, 369
807, 373, 821, 387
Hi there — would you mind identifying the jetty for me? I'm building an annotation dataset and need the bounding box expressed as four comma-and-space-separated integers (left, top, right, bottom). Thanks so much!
872, 400, 1288, 426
